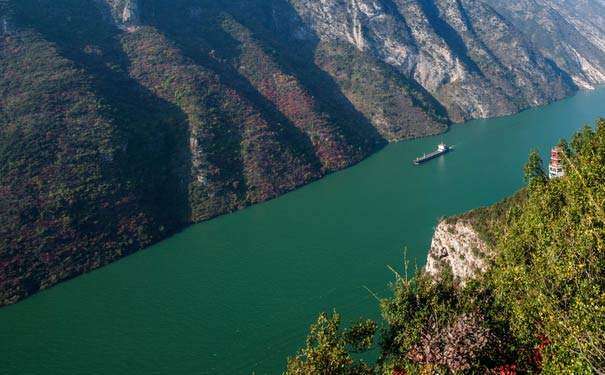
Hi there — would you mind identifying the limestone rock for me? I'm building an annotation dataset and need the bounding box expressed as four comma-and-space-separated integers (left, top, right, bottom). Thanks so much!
289, 0, 578, 121
97, 0, 140, 29
121, 0, 139, 25
486, 0, 605, 89
425, 219, 492, 285
1, 17, 11, 34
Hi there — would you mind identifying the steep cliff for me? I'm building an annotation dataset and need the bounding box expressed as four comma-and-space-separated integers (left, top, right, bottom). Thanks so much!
486, 0, 605, 89
425, 191, 525, 283
0, 0, 446, 305
290, 0, 577, 121
425, 219, 492, 285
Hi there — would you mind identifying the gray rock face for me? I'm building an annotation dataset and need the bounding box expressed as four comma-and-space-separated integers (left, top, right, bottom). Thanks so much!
121, 0, 139, 25
89, 0, 605, 122
425, 219, 492, 285
1, 17, 10, 34
289, 0, 589, 121
486, 0, 605, 89
1, 0, 14, 35
98, 0, 140, 29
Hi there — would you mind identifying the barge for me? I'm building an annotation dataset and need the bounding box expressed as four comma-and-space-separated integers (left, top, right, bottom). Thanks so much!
413, 143, 450, 165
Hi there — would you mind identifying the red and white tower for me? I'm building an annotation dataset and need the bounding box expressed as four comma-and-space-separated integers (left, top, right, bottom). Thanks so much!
549, 147, 565, 179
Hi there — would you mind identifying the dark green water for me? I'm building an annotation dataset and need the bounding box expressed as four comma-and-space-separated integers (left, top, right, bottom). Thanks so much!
1, 88, 604, 375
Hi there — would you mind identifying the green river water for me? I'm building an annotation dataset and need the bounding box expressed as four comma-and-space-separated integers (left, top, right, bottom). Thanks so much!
1, 88, 604, 375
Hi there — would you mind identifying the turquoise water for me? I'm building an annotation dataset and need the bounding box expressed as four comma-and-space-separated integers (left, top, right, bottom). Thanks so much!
0, 88, 604, 375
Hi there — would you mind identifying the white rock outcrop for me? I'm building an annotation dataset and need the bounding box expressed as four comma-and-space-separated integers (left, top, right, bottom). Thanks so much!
1, 17, 11, 34
96, 0, 140, 30
121, 0, 139, 25
425, 219, 492, 285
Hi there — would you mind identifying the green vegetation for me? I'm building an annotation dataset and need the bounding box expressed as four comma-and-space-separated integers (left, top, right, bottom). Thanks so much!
446, 190, 528, 247
313, 40, 448, 142
285, 311, 376, 375
286, 119, 605, 374
0, 22, 189, 304
490, 120, 605, 374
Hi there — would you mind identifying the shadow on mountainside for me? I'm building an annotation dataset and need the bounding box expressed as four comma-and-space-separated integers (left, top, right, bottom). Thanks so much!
16, 0, 192, 228
140, 1, 326, 172
0, 0, 192, 303
229, 0, 388, 152
141, 0, 387, 164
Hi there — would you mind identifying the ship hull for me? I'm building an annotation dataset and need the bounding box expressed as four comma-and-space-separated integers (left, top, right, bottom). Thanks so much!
413, 148, 450, 164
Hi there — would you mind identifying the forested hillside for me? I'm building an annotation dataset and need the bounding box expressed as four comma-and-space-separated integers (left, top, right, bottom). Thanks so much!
286, 119, 605, 374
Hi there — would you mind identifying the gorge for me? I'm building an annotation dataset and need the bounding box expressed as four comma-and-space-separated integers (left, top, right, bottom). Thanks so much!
2, 0, 605, 372
3, 0, 605, 306
1, 87, 604, 374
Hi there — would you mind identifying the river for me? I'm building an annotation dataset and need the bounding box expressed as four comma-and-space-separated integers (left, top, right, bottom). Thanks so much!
0, 87, 604, 375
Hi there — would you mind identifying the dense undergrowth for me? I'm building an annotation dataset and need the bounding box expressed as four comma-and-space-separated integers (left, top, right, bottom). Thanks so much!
285, 118, 605, 374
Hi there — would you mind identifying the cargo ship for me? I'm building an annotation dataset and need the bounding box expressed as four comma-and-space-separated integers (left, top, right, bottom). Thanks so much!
413, 143, 450, 165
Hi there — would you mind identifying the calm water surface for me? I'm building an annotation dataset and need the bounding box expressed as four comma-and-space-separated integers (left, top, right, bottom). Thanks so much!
1, 88, 604, 375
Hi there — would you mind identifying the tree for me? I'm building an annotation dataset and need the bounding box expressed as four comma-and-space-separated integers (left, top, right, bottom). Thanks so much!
285, 311, 376, 375
523, 148, 547, 188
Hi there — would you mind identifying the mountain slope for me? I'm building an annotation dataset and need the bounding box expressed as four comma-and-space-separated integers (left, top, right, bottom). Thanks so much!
486, 0, 605, 89
0, 27, 189, 303
290, 0, 577, 121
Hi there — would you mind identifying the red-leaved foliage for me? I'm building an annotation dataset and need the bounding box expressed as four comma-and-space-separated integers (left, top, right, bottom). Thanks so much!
528, 335, 552, 371
490, 364, 518, 375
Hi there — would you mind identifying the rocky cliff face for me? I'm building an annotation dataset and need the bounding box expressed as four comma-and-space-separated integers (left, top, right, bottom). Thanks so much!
486, 0, 605, 89
0, 0, 13, 34
425, 219, 492, 285
1, 17, 11, 34
290, 0, 577, 121
98, 0, 140, 29
424, 191, 526, 284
